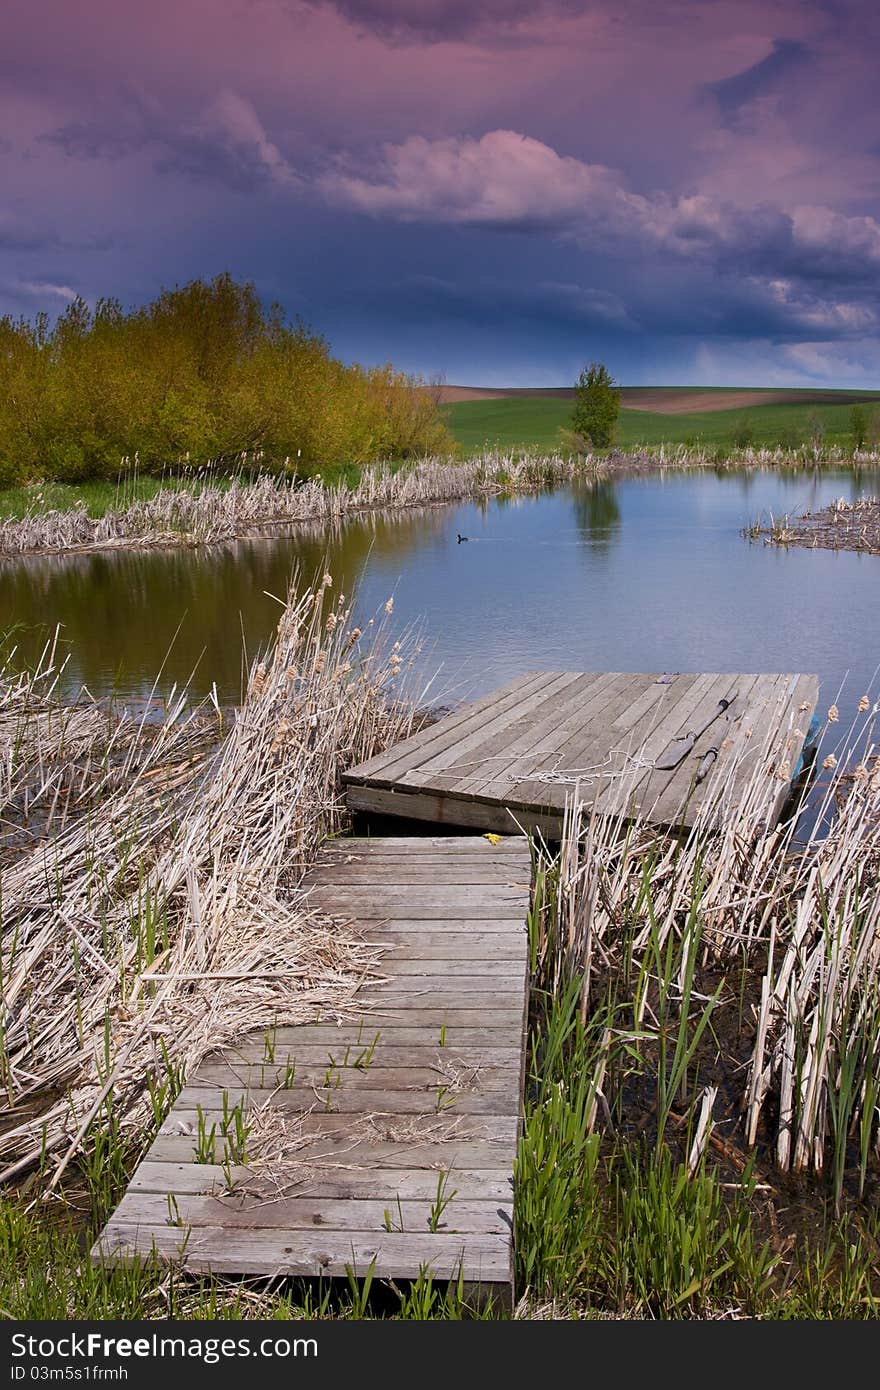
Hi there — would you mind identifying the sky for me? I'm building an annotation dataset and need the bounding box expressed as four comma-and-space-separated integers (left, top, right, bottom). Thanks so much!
1, 0, 879, 386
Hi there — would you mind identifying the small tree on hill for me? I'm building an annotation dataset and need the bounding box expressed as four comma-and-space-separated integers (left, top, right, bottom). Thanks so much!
571, 362, 620, 448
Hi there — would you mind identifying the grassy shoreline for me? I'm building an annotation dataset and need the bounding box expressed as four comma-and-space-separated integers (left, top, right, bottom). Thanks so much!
3, 445, 880, 562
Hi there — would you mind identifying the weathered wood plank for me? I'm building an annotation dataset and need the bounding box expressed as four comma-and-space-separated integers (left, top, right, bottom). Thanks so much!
349, 673, 554, 787
396, 672, 577, 784
358, 958, 528, 977
430, 672, 605, 796
344, 783, 561, 837
533, 672, 665, 776
322, 836, 526, 853
331, 921, 527, 936
361, 935, 527, 957
325, 1005, 524, 1024
311, 890, 529, 918
340, 672, 542, 781
145, 1135, 518, 1167
611, 673, 691, 733
646, 673, 764, 824
314, 886, 527, 902
201, 1042, 522, 1065
189, 1061, 521, 1090
128, 1161, 514, 1200
506, 671, 660, 810
256, 1025, 525, 1045
592, 671, 731, 817
96, 1224, 512, 1281
307, 865, 530, 885
158, 1104, 518, 1131
356, 982, 526, 1001
107, 1189, 513, 1235
502, 672, 659, 796
448, 671, 623, 800
173, 1086, 516, 1115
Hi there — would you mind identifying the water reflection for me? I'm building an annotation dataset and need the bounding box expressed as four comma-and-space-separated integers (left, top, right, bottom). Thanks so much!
572, 480, 621, 552
0, 504, 447, 698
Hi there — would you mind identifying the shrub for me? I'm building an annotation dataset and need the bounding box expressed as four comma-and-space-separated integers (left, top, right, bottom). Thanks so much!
571, 362, 620, 449
731, 418, 754, 449
0, 275, 452, 483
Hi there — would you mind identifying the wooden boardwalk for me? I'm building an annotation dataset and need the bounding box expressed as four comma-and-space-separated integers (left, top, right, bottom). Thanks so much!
94, 836, 531, 1302
344, 671, 819, 838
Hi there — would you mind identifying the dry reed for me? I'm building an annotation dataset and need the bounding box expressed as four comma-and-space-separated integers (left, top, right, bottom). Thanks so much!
535, 690, 880, 1187
746, 495, 880, 556
0, 579, 417, 1188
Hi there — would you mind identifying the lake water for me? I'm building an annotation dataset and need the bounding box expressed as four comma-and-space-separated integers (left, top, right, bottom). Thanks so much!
2, 466, 879, 751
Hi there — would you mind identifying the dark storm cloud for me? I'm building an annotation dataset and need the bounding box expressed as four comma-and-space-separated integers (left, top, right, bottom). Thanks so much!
706, 39, 810, 122
300, 0, 588, 41
657, 200, 880, 290
46, 90, 299, 194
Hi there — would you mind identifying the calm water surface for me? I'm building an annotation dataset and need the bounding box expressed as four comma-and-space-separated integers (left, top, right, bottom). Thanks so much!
2, 467, 879, 744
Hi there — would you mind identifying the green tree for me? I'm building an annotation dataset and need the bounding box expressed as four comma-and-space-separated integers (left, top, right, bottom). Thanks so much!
571, 362, 620, 448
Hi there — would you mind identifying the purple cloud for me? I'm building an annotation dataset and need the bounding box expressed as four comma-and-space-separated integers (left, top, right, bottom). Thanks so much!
321, 130, 627, 228
301, 0, 589, 41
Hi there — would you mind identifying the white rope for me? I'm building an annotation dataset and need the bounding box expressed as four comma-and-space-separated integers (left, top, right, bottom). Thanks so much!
523, 749, 656, 786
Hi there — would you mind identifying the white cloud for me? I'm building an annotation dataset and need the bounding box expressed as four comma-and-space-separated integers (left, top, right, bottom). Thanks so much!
791, 205, 880, 265
782, 340, 880, 383
17, 280, 78, 301
320, 129, 630, 227
200, 90, 300, 189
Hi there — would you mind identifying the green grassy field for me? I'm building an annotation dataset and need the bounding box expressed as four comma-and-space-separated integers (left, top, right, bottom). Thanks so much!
444, 394, 880, 453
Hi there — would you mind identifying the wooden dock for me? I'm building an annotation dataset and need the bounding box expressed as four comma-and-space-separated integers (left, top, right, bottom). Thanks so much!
343, 671, 819, 838
94, 836, 531, 1303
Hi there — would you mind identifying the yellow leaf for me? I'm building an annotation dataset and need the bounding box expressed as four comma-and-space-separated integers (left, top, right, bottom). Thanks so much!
483, 832, 503, 845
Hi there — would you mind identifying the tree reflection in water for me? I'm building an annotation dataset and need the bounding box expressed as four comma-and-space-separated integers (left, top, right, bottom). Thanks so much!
572, 479, 621, 554
0, 505, 446, 701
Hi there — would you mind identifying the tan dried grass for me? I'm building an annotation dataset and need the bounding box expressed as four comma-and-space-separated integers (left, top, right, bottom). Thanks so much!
0, 579, 417, 1188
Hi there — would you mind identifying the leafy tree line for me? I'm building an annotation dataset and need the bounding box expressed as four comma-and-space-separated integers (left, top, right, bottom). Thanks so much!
0, 275, 451, 486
